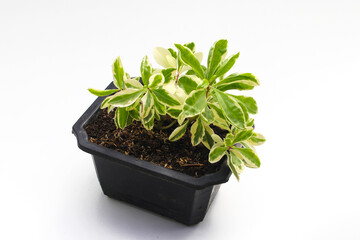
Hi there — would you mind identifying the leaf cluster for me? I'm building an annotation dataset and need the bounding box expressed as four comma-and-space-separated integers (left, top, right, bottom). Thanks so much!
88, 40, 265, 179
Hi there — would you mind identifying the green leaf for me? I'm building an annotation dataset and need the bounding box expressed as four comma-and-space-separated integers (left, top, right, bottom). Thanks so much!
183, 89, 207, 117
227, 154, 240, 181
100, 96, 112, 109
209, 144, 228, 163
233, 127, 253, 143
229, 149, 245, 173
168, 48, 177, 58
169, 120, 189, 141
162, 68, 176, 84
248, 132, 266, 146
200, 106, 214, 123
141, 56, 152, 86
178, 75, 200, 94
88, 88, 119, 97
190, 118, 205, 146
175, 44, 204, 78
167, 108, 181, 118
112, 57, 125, 90
208, 103, 230, 130
214, 73, 259, 91
207, 39, 228, 79
151, 88, 180, 107
151, 92, 166, 115
212, 52, 240, 80
213, 89, 246, 129
108, 89, 145, 107
224, 133, 235, 147
184, 42, 195, 52
149, 73, 164, 88
232, 147, 261, 168
114, 107, 129, 129
202, 124, 215, 149
232, 95, 258, 114
125, 78, 143, 89
142, 109, 155, 130
140, 91, 154, 118
129, 107, 140, 121
247, 118, 255, 127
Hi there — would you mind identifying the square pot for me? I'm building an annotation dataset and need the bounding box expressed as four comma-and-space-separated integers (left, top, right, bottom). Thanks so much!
72, 82, 232, 225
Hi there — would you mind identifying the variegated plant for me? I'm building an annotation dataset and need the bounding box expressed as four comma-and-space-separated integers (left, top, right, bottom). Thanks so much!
88, 39, 265, 180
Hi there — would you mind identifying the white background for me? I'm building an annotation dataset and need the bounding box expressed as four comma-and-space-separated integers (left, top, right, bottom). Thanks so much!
1, 0, 360, 239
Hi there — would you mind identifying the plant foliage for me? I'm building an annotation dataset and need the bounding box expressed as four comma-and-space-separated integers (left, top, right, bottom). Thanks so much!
89, 40, 265, 180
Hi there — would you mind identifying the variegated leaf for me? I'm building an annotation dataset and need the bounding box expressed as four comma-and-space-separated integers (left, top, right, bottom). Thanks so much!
190, 118, 205, 146
232, 147, 261, 168
108, 88, 145, 107
209, 143, 228, 163
169, 120, 189, 141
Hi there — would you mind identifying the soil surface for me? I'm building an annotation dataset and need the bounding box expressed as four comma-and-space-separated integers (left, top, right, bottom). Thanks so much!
85, 109, 225, 177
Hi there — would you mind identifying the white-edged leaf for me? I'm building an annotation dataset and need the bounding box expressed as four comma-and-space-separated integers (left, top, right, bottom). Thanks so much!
101, 96, 112, 109
214, 73, 259, 91
112, 57, 125, 90
141, 56, 152, 86
88, 88, 119, 97
108, 88, 145, 107
211, 134, 224, 144
248, 132, 266, 146
153, 47, 174, 68
232, 147, 261, 168
212, 52, 240, 80
114, 107, 129, 129
149, 73, 164, 88
175, 44, 204, 78
232, 95, 258, 114
190, 118, 205, 146
178, 75, 200, 94
200, 106, 214, 123
183, 89, 207, 117
167, 107, 181, 118
125, 78, 143, 89
151, 92, 166, 115
209, 144, 228, 163
214, 89, 246, 129
233, 127, 253, 143
202, 124, 215, 149
227, 152, 241, 181
140, 91, 154, 118
169, 120, 189, 141
207, 39, 228, 79
151, 88, 181, 107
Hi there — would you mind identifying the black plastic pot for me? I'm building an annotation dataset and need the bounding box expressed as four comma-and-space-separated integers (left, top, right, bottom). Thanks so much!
72, 82, 232, 225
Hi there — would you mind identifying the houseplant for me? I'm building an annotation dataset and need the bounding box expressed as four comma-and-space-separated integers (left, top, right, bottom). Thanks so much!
72, 39, 265, 225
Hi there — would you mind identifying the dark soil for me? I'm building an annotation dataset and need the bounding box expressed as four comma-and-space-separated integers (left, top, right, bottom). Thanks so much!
85, 109, 225, 177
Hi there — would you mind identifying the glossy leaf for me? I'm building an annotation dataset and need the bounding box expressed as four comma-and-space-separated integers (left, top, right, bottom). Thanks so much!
200, 106, 214, 123
140, 91, 154, 118
125, 78, 143, 89
112, 57, 125, 90
207, 39, 228, 78
108, 89, 145, 107
162, 68, 176, 84
149, 73, 164, 88
190, 118, 205, 146
141, 56, 152, 86
214, 89, 246, 129
114, 107, 129, 129
202, 124, 215, 149
209, 144, 228, 163
233, 95, 258, 114
178, 75, 200, 94
248, 132, 266, 146
232, 147, 261, 168
212, 52, 240, 80
233, 127, 253, 143
151, 92, 166, 115
215, 73, 259, 91
183, 89, 207, 117
88, 88, 119, 97
151, 88, 180, 107
175, 44, 204, 78
169, 120, 189, 141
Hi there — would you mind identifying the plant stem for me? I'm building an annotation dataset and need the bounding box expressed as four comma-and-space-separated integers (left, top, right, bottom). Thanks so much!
158, 120, 177, 130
